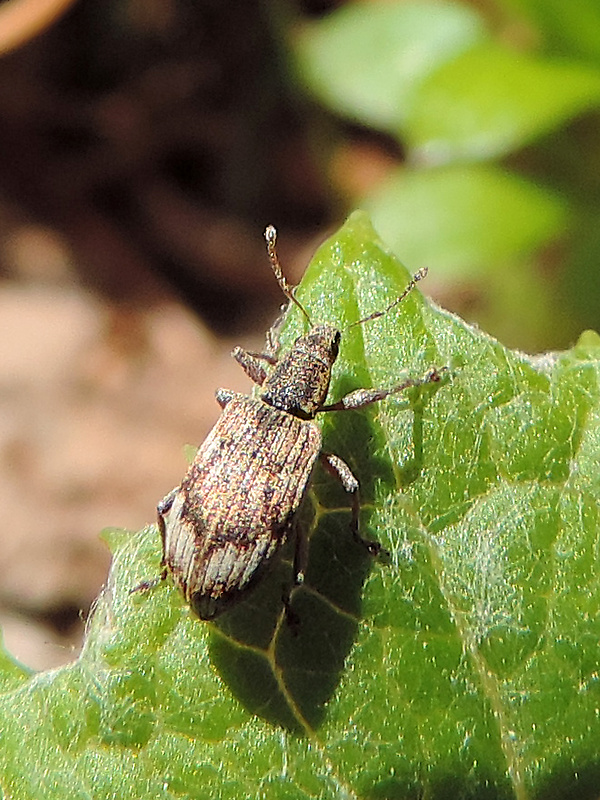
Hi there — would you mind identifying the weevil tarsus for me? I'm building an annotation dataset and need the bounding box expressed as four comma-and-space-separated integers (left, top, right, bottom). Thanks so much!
320, 451, 383, 556
130, 494, 171, 596
231, 346, 276, 386
215, 387, 238, 408
265, 311, 286, 356
291, 520, 309, 588
281, 519, 306, 631
319, 367, 445, 413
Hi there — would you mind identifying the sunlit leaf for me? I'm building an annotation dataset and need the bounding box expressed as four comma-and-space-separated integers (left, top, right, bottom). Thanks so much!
294, 1, 487, 134
0, 213, 598, 799
407, 45, 600, 162
365, 163, 568, 274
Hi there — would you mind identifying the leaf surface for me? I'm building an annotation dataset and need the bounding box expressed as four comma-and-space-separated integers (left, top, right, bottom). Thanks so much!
293, 1, 487, 135
1, 212, 599, 799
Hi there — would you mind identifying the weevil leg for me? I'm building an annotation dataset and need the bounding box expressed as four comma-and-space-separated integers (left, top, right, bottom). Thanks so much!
216, 388, 248, 408
231, 346, 278, 386
157, 490, 177, 570
265, 311, 285, 355
130, 576, 163, 594
280, 520, 304, 629
292, 520, 309, 588
320, 452, 384, 556
129, 490, 175, 595
319, 367, 446, 412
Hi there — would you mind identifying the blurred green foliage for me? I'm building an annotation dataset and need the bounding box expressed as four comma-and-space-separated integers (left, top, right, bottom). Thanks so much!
293, 0, 600, 351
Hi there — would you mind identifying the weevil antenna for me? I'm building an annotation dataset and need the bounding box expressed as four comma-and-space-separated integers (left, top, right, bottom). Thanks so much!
264, 225, 312, 325
348, 267, 428, 329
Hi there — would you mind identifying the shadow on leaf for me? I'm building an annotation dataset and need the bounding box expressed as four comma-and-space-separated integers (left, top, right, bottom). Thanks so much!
207, 375, 446, 733
208, 512, 372, 733
533, 757, 600, 800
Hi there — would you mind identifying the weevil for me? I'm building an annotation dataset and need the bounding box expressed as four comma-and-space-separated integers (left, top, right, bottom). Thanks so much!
147, 226, 443, 620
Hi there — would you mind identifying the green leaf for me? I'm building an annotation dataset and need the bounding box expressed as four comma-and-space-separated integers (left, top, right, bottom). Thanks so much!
0, 632, 31, 691
365, 163, 569, 275
293, 0, 487, 134
407, 44, 600, 161
1, 212, 599, 798
363, 163, 578, 350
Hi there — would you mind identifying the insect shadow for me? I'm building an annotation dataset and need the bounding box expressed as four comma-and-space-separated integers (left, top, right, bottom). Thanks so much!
208, 373, 440, 734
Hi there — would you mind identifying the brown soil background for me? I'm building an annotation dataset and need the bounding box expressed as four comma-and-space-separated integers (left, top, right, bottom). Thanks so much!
0, 0, 359, 669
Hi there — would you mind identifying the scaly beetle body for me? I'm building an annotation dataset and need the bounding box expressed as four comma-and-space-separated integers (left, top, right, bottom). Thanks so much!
154, 227, 442, 619
158, 325, 338, 620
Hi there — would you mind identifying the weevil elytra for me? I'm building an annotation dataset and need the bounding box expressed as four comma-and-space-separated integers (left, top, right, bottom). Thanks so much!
148, 227, 443, 620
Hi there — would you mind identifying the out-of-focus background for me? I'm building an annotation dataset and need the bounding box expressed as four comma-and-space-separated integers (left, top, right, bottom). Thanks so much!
1, 0, 599, 670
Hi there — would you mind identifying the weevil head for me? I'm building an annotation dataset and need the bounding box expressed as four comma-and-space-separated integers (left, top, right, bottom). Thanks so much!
261, 324, 341, 418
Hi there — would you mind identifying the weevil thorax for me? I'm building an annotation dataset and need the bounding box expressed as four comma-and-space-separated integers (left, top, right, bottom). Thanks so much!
260, 324, 341, 419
